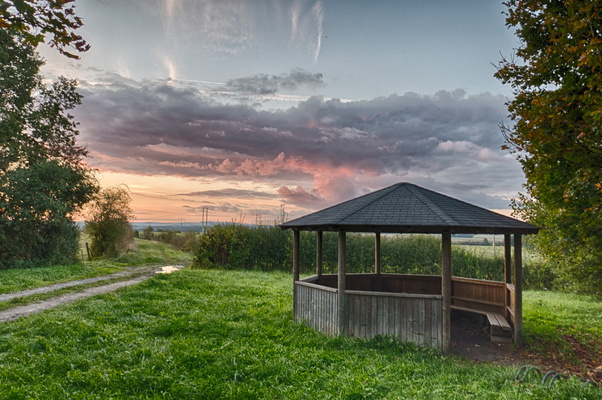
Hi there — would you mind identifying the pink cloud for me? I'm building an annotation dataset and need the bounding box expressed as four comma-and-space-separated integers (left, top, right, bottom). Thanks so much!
278, 185, 323, 207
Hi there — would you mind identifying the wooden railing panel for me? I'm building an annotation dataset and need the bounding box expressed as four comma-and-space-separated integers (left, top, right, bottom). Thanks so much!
380, 274, 441, 295
345, 291, 442, 348
294, 282, 338, 337
451, 277, 506, 315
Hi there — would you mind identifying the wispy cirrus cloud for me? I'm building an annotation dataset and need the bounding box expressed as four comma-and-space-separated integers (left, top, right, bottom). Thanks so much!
290, 0, 324, 61
143, 0, 325, 58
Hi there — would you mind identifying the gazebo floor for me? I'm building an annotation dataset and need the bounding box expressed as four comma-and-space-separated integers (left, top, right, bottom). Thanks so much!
450, 312, 521, 363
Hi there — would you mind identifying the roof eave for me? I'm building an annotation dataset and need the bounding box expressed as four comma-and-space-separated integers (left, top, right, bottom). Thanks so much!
280, 223, 540, 235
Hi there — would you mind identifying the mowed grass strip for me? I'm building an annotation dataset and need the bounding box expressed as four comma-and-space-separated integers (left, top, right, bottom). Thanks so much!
0, 270, 598, 399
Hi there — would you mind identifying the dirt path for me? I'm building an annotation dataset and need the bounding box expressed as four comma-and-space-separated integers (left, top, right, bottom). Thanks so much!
0, 265, 181, 323
0, 267, 153, 302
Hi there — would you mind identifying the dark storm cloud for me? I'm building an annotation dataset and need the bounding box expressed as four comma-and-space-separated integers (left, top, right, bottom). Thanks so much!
224, 69, 325, 94
75, 78, 519, 210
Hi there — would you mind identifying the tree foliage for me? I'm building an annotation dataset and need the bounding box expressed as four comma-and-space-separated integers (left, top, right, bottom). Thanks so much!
85, 185, 134, 259
0, 0, 89, 58
495, 0, 602, 294
0, 28, 97, 267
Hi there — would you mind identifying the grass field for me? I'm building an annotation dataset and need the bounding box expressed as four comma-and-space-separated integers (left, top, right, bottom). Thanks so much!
0, 268, 600, 399
0, 239, 193, 295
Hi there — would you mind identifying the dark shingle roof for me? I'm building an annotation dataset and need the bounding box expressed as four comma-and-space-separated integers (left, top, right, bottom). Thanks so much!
280, 182, 540, 234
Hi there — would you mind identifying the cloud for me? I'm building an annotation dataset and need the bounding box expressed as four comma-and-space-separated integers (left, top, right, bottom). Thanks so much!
183, 203, 241, 214
138, 0, 324, 59
289, 0, 324, 62
278, 185, 323, 207
75, 76, 520, 212
224, 69, 325, 95
180, 188, 278, 199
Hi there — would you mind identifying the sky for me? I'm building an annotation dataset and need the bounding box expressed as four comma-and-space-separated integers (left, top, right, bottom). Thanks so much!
40, 0, 523, 223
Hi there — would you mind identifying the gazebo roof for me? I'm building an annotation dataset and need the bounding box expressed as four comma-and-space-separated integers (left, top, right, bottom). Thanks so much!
280, 182, 540, 234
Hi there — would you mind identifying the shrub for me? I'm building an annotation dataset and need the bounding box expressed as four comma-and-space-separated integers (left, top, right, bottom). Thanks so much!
193, 224, 290, 271
0, 219, 80, 268
85, 185, 134, 259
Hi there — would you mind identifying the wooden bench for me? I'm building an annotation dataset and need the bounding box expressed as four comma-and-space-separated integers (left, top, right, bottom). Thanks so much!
451, 305, 513, 343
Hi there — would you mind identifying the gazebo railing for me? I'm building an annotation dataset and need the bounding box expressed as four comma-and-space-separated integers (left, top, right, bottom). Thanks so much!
294, 273, 515, 349
294, 276, 443, 348
306, 274, 510, 317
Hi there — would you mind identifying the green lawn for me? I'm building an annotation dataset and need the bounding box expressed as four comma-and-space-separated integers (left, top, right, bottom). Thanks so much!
0, 269, 599, 399
523, 291, 602, 373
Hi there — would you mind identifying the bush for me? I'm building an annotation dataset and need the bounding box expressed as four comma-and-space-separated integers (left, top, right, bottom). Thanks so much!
193, 224, 290, 271
84, 185, 134, 259
0, 219, 80, 268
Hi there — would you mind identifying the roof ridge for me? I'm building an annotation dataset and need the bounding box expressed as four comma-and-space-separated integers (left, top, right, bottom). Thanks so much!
406, 184, 459, 226
335, 183, 400, 224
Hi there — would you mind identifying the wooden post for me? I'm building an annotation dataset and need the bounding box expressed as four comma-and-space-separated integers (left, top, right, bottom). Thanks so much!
441, 232, 452, 353
503, 234, 512, 320
514, 234, 523, 346
316, 231, 323, 277
375, 232, 382, 292
292, 230, 300, 322
374, 232, 381, 275
293, 230, 300, 282
338, 231, 347, 337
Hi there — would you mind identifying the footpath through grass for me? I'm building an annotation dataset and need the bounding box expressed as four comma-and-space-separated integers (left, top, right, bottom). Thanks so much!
0, 269, 599, 399
0, 239, 193, 295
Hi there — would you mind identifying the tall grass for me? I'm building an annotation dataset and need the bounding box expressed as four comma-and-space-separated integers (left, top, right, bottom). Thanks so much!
0, 269, 598, 399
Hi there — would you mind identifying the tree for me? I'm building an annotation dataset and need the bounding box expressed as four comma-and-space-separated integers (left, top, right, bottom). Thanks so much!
495, 0, 602, 294
0, 0, 89, 58
85, 185, 134, 259
0, 28, 97, 267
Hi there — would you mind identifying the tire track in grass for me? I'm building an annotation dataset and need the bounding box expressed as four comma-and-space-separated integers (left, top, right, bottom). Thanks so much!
0, 265, 183, 323
0, 267, 153, 302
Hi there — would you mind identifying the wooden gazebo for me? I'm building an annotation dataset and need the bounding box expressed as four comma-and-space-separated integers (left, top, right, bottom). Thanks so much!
280, 182, 540, 352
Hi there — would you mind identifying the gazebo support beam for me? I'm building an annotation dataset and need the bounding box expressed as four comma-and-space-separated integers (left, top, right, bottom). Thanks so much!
375, 232, 382, 291
375, 232, 381, 275
338, 231, 347, 337
316, 231, 323, 276
293, 230, 300, 282
441, 232, 452, 353
504, 234, 512, 321
514, 234, 523, 346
